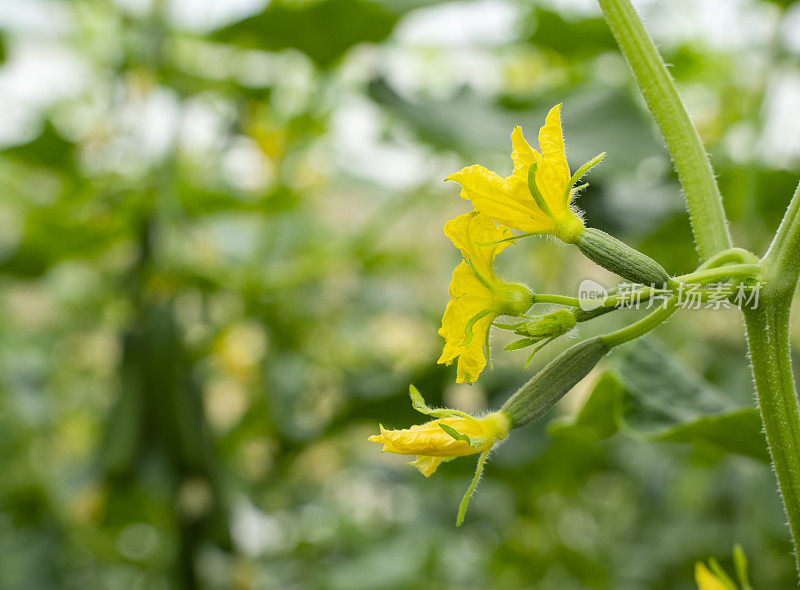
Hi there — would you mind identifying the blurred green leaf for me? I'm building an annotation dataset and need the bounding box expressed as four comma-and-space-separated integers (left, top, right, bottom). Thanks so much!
550, 339, 768, 462
369, 78, 665, 168
212, 0, 399, 68
3, 121, 76, 171
526, 8, 616, 58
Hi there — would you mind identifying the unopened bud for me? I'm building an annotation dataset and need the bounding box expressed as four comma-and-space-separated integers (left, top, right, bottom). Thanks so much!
516, 309, 576, 340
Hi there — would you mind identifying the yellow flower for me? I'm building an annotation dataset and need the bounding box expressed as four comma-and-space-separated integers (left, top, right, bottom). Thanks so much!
694, 547, 753, 590
369, 412, 510, 476
694, 563, 734, 590
437, 211, 533, 383
368, 385, 512, 525
446, 103, 604, 244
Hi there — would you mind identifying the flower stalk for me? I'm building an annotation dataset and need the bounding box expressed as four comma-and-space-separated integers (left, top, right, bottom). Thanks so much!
501, 296, 677, 428
597, 0, 732, 260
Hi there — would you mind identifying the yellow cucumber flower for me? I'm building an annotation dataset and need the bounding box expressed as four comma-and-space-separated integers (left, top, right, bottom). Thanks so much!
369, 385, 511, 525
369, 413, 509, 475
437, 211, 534, 384
446, 103, 605, 244
694, 563, 734, 590
694, 545, 753, 590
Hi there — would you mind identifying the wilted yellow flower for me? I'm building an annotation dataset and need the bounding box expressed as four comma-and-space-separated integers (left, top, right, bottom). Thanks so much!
369, 386, 512, 526
446, 104, 604, 244
437, 211, 534, 383
369, 411, 510, 477
694, 563, 734, 590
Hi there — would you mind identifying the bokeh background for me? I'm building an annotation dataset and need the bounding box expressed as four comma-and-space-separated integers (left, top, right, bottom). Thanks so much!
2, 0, 800, 588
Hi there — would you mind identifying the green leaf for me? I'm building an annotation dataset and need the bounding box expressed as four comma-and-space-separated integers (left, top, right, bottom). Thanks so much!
212, 0, 399, 68
4, 121, 76, 171
654, 410, 767, 463
550, 339, 769, 462
549, 372, 622, 442
526, 8, 617, 59
369, 78, 665, 170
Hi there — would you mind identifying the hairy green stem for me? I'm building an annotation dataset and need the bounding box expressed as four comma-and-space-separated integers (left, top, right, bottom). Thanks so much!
745, 303, 800, 572
600, 296, 678, 348
745, 182, 800, 569
597, 0, 732, 260
765, 182, 800, 287
674, 264, 762, 285
533, 293, 581, 307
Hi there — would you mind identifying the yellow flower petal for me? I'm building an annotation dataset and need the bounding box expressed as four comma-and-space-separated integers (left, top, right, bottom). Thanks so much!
409, 455, 444, 477
443, 211, 512, 279
437, 262, 495, 383
438, 212, 534, 383
446, 165, 553, 233
694, 563, 731, 590
538, 105, 569, 173
511, 125, 541, 179
446, 104, 585, 239
536, 104, 572, 213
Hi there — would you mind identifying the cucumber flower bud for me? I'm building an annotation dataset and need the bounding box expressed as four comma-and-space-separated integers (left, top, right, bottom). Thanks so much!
369, 385, 512, 525
438, 211, 534, 383
503, 309, 578, 367
513, 309, 577, 340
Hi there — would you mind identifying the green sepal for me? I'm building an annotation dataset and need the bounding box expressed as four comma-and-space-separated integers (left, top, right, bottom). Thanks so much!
527, 164, 553, 217
708, 558, 738, 590
477, 232, 540, 247
564, 152, 605, 205
460, 308, 493, 346
463, 259, 493, 291
438, 423, 482, 449
484, 317, 493, 370
523, 336, 557, 369
733, 545, 753, 590
408, 385, 473, 420
505, 338, 537, 351
494, 321, 526, 331
456, 450, 489, 527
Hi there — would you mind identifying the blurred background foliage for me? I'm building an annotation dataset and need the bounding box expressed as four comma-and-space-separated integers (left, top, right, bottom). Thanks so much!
1, 0, 800, 588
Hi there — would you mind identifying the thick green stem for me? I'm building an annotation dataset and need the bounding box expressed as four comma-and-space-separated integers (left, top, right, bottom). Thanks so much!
745, 303, 800, 571
597, 0, 732, 260
744, 181, 800, 570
